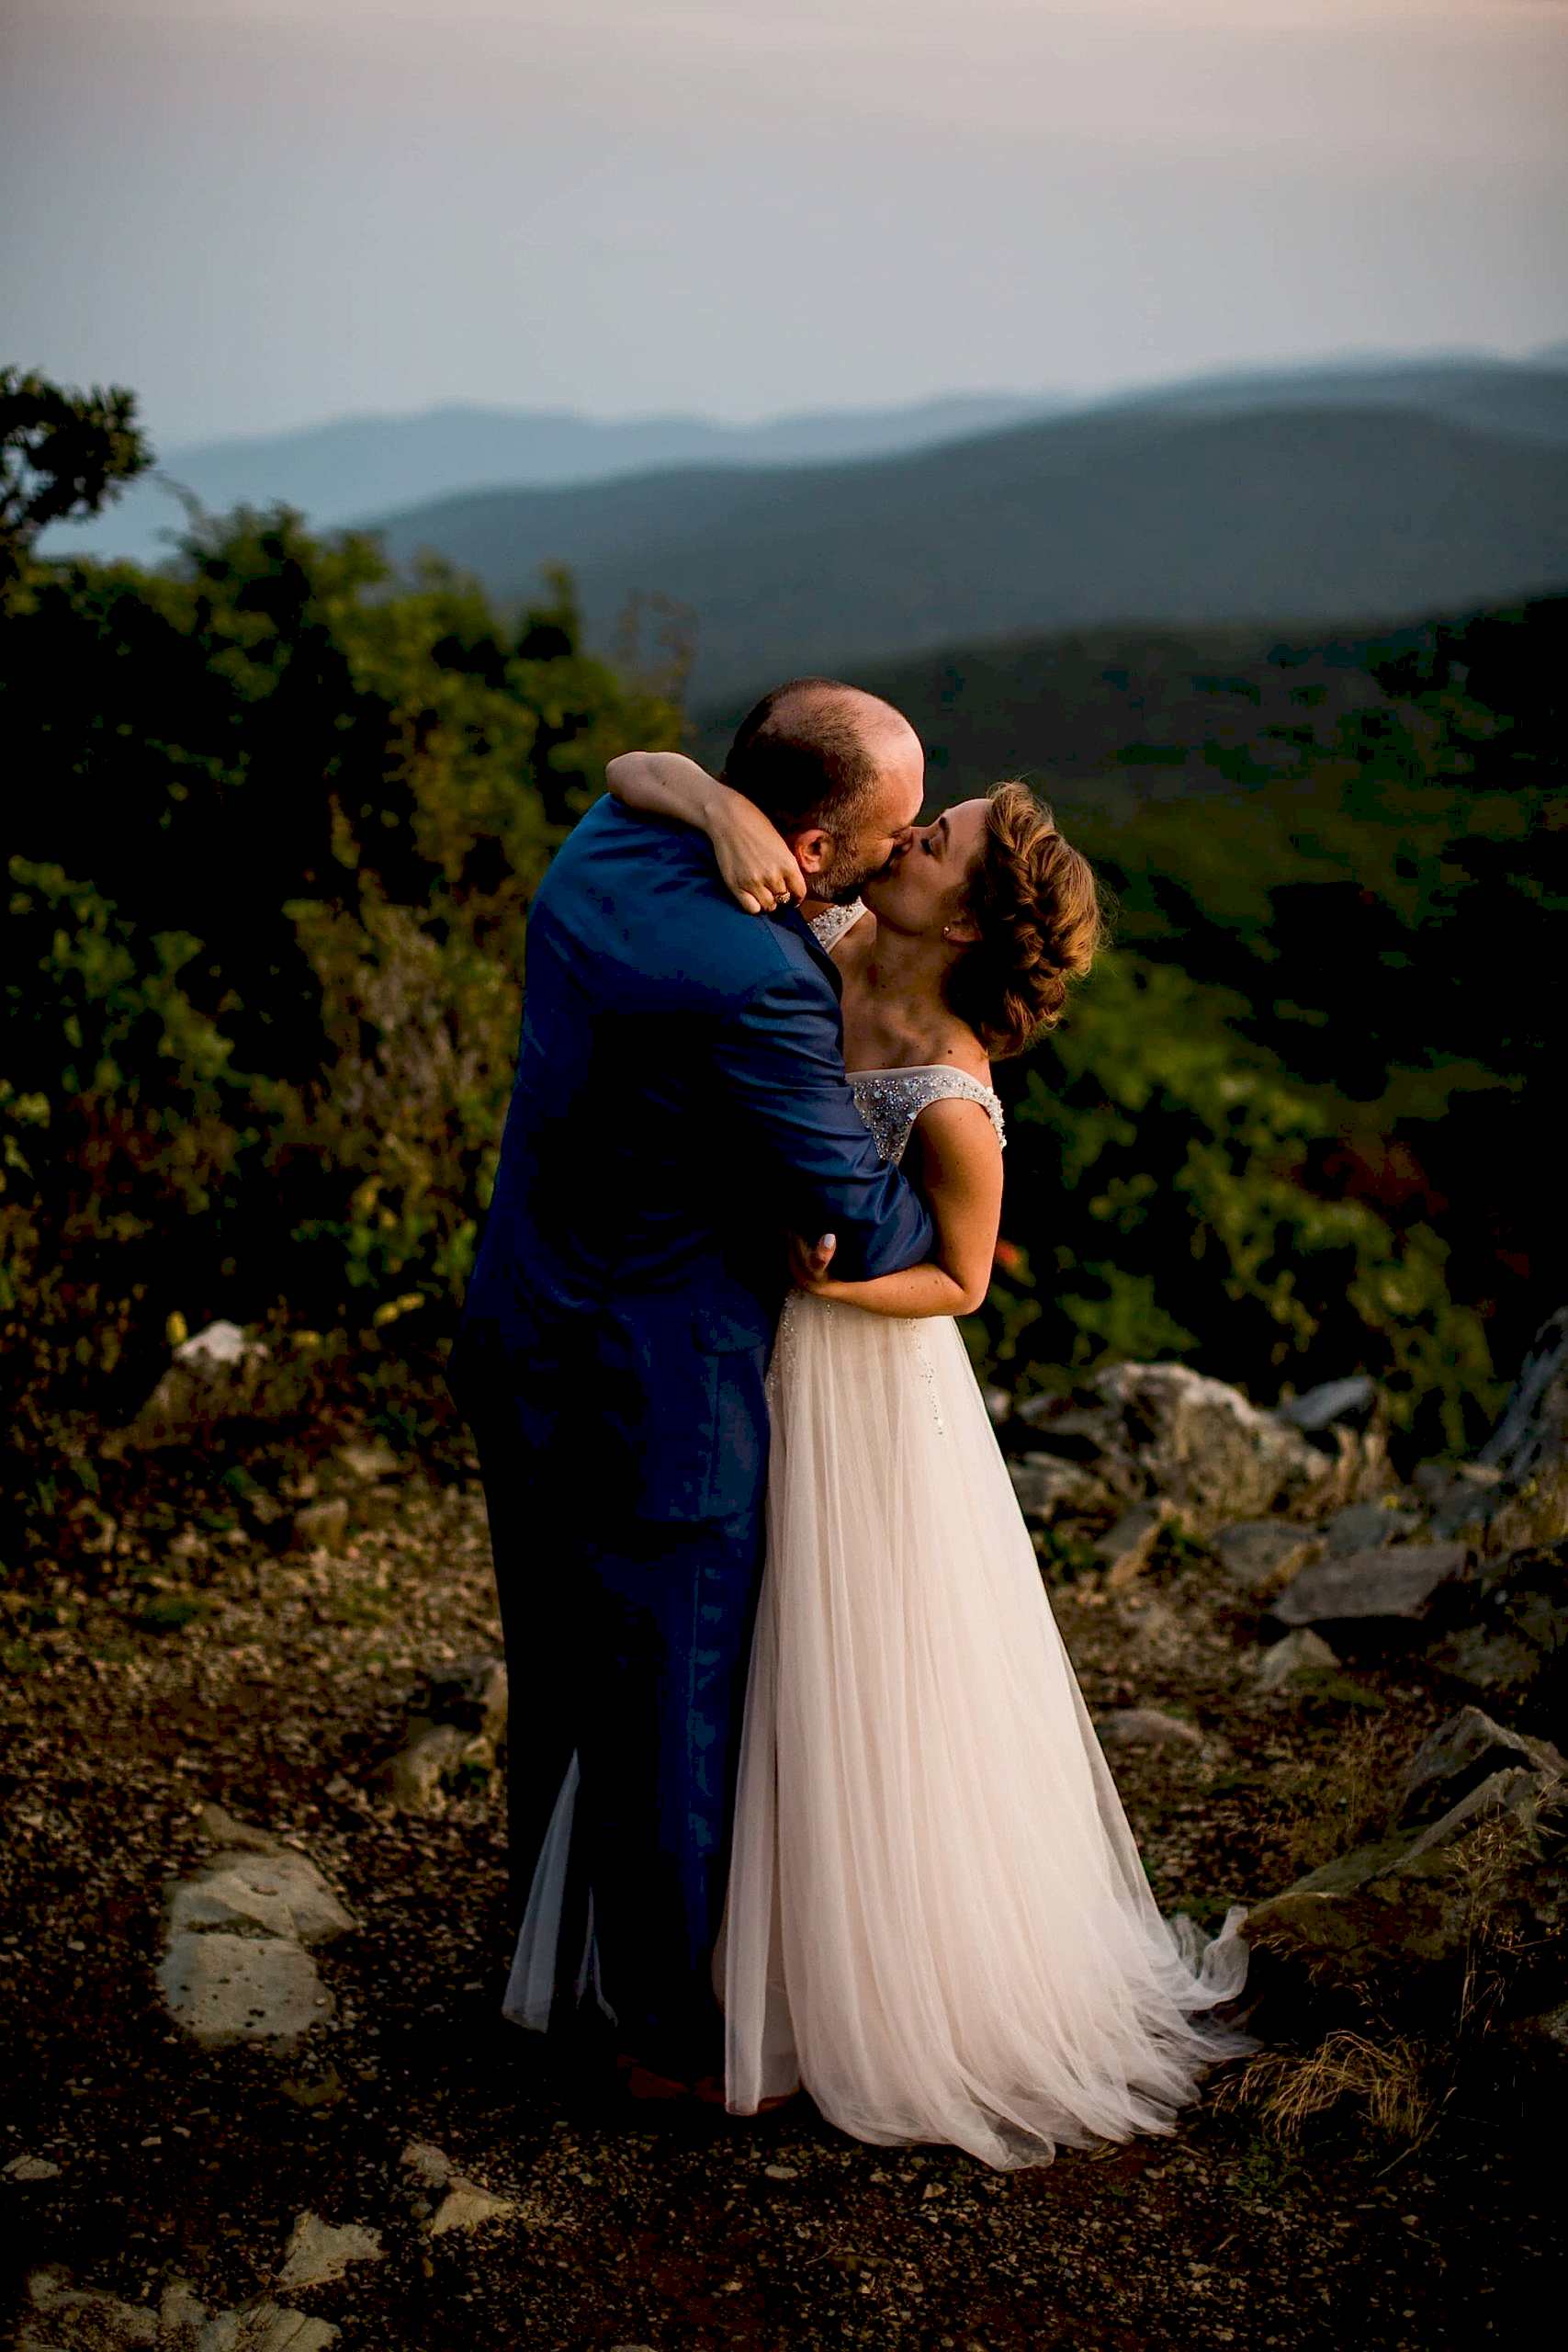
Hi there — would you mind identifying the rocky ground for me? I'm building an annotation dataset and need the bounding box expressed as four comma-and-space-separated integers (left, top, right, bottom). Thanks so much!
5, 1328, 1568, 2350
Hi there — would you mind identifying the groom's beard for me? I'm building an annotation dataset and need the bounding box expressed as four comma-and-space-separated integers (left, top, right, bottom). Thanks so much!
819, 841, 905, 904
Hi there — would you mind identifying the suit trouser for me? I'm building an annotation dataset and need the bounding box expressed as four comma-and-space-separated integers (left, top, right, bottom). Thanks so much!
475, 1415, 767, 2080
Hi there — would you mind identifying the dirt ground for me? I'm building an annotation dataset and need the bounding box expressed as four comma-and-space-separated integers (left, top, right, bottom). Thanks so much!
2, 1450, 1560, 2350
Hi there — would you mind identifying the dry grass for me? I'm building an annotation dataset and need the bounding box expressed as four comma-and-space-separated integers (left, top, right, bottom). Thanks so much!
1484, 1462, 1568, 1556
1213, 2030, 1432, 2152
1270, 1715, 1410, 1883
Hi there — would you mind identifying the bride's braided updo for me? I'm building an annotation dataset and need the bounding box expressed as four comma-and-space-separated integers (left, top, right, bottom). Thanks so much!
943, 783, 1107, 1057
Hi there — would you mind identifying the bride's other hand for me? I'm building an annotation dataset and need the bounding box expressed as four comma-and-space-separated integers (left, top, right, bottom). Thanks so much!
604, 751, 805, 914
788, 1231, 839, 1293
707, 788, 806, 915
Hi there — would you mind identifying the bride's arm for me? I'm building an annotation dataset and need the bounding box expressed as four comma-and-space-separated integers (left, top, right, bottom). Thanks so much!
604, 750, 806, 914
790, 1097, 1003, 1318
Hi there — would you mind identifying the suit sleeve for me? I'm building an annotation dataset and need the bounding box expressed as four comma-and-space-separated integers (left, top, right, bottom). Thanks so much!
711, 965, 936, 1281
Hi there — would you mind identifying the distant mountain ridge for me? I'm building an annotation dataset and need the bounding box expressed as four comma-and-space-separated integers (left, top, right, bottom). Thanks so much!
42, 390, 1059, 565
362, 394, 1568, 703
42, 342, 1568, 568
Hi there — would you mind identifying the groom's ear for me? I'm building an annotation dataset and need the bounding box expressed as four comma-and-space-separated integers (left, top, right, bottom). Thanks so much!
791, 827, 834, 877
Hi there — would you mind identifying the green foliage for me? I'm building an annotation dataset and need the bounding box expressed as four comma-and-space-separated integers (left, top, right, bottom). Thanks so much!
1, 481, 679, 1504
947, 601, 1565, 1454
1, 374, 1558, 1502
0, 368, 151, 576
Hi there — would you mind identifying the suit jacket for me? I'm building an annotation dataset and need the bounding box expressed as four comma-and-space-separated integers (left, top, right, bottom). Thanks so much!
449, 793, 936, 1523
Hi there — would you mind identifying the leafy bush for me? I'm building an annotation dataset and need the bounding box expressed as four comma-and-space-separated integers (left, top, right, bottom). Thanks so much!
2, 498, 679, 1532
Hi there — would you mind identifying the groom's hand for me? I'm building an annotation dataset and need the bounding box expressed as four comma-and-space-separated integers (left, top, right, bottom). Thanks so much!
788, 1231, 838, 1291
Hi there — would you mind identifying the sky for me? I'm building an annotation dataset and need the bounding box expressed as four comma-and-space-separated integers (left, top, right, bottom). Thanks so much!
4, 0, 1566, 451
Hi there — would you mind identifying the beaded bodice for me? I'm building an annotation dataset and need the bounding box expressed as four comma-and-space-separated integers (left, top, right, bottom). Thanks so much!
848, 1067, 1007, 1164
807, 898, 1006, 1164
808, 898, 870, 956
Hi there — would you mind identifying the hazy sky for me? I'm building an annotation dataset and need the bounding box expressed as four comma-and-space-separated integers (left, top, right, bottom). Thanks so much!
5, 0, 1566, 449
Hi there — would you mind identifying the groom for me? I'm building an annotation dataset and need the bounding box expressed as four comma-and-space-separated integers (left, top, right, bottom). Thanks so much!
449, 679, 936, 2091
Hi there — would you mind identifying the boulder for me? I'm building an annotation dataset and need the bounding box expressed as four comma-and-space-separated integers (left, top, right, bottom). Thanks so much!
1023, 1361, 1338, 1531
1475, 1304, 1568, 1496
1393, 1705, 1565, 1826
167, 1849, 355, 1945
158, 1930, 333, 2046
1092, 1503, 1175, 1589
1269, 1541, 1471, 1632
1242, 1763, 1565, 1992
1213, 1520, 1324, 1597
158, 1835, 351, 2048
1008, 1453, 1110, 1524
1320, 1501, 1423, 1557
1274, 1375, 1376, 1433
1256, 1628, 1340, 1691
1419, 1538, 1568, 1728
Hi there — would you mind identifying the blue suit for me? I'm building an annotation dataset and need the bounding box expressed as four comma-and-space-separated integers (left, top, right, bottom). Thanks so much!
448, 794, 934, 2073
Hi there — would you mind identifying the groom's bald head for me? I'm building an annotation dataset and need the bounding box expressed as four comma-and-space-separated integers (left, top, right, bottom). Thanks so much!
721, 679, 924, 899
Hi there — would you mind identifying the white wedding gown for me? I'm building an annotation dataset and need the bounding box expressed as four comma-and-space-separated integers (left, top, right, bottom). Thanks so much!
714, 904, 1258, 2166
504, 902, 1258, 2164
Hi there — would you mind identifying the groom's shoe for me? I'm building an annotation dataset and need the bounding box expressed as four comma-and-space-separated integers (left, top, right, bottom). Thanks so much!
615, 2050, 699, 2103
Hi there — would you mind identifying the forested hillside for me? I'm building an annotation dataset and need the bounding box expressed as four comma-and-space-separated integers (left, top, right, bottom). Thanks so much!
5, 374, 1562, 1568
780, 601, 1566, 1446
364, 400, 1568, 700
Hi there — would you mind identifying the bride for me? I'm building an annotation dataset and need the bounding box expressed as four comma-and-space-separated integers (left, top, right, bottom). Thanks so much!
523, 748, 1258, 2169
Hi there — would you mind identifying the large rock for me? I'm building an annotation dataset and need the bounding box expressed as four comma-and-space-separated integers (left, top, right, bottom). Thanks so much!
1416, 1307, 1568, 1542
158, 1931, 333, 2046
1475, 1304, 1568, 1497
1419, 1538, 1568, 1727
1394, 1705, 1566, 1826
1021, 1361, 1339, 1531
1320, 1501, 1423, 1557
1242, 1763, 1566, 1992
1269, 1541, 1471, 1632
168, 1849, 355, 1945
1008, 1452, 1111, 1524
158, 1836, 352, 2048
1213, 1520, 1324, 1596
1092, 1503, 1174, 1589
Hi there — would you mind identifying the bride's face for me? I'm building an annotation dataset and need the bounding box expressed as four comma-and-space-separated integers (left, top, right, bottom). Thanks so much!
860, 797, 988, 941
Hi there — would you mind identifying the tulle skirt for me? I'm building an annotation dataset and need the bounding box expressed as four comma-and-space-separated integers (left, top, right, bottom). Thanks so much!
715, 1294, 1258, 2169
